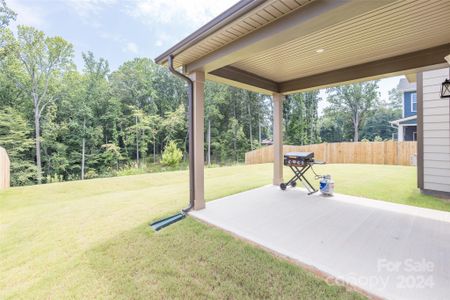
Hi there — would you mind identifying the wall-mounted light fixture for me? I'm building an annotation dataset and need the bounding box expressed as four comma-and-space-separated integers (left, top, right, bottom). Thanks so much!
441, 54, 450, 98
441, 79, 450, 98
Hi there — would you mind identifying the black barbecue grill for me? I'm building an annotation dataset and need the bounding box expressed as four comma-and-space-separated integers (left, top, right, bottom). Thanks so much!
280, 152, 324, 194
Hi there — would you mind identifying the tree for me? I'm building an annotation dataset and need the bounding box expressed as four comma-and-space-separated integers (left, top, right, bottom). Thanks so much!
284, 91, 321, 145
80, 52, 109, 178
0, 0, 16, 28
161, 141, 182, 167
205, 81, 226, 165
161, 104, 187, 145
326, 81, 379, 142
13, 26, 73, 183
319, 108, 353, 142
360, 106, 400, 140
387, 87, 402, 110
1, 17, 283, 184
0, 107, 36, 185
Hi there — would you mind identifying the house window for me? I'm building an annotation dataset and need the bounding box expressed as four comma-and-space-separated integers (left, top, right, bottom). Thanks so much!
412, 131, 417, 141
411, 92, 417, 112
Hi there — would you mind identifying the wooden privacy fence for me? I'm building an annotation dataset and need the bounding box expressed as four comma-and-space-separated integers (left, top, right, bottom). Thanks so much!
0, 146, 10, 189
245, 141, 417, 166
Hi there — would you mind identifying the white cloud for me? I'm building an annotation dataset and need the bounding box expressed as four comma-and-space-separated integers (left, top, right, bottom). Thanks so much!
66, 0, 116, 18
124, 42, 139, 54
98, 31, 138, 54
154, 32, 176, 48
126, 0, 238, 27
8, 0, 47, 28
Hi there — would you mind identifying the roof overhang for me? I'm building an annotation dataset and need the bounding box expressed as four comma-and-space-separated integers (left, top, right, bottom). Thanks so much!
390, 115, 417, 126
156, 0, 450, 95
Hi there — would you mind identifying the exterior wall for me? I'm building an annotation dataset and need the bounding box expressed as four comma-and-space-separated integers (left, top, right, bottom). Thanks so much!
404, 126, 417, 141
0, 146, 10, 189
403, 91, 417, 118
422, 67, 450, 194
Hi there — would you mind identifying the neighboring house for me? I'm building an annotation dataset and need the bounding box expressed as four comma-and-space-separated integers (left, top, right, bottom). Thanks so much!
390, 78, 417, 141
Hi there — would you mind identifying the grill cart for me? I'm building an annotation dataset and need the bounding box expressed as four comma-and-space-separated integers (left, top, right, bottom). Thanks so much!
280, 152, 325, 195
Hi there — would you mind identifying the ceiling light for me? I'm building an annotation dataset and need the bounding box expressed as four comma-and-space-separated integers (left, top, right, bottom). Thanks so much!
316, 48, 325, 53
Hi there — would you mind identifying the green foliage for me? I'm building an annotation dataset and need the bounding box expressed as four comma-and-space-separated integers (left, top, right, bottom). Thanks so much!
0, 10, 424, 188
100, 143, 123, 170
319, 108, 353, 142
387, 87, 402, 110
161, 141, 183, 167
0, 107, 36, 185
373, 135, 383, 142
85, 169, 98, 179
284, 91, 321, 145
326, 81, 379, 142
0, 0, 16, 28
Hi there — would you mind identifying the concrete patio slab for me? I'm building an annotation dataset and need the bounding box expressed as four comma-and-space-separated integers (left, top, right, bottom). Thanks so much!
190, 186, 450, 300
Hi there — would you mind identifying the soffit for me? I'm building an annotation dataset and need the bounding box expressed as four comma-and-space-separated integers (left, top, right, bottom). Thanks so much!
171, 0, 314, 68
230, 0, 450, 82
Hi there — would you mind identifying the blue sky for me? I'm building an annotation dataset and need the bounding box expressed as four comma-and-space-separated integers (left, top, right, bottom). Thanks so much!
8, 0, 401, 109
8, 0, 238, 70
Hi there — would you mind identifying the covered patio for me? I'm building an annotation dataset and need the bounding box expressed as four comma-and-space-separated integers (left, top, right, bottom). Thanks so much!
191, 186, 450, 300
155, 0, 450, 298
155, 0, 450, 208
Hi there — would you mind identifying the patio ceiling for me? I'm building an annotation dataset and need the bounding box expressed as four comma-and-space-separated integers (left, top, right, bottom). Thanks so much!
232, 0, 450, 82
155, 0, 450, 94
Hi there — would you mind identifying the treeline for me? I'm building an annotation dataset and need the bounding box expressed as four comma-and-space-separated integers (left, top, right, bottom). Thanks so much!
0, 4, 320, 186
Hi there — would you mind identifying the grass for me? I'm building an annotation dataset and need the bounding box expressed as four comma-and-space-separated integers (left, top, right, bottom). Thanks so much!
302, 163, 450, 211
0, 163, 448, 299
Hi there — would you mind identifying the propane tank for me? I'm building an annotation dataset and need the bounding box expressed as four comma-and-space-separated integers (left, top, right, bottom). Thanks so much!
319, 175, 334, 196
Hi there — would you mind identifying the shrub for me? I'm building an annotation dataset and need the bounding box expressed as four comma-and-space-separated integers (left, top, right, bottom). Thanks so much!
116, 167, 146, 177
161, 141, 183, 167
373, 135, 383, 142
85, 169, 98, 179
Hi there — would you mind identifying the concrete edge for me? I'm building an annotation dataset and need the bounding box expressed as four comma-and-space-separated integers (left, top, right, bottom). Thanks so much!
189, 213, 383, 300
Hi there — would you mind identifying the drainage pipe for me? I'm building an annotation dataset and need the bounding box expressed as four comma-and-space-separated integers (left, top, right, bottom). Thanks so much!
168, 55, 194, 213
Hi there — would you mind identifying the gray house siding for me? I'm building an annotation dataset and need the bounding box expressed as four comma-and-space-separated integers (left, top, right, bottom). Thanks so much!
422, 68, 450, 194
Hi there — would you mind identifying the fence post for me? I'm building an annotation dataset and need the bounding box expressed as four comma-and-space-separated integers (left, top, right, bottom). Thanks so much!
0, 147, 10, 189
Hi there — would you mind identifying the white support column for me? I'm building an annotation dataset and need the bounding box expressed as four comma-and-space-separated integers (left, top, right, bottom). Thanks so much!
190, 71, 205, 210
398, 125, 404, 141
272, 93, 284, 185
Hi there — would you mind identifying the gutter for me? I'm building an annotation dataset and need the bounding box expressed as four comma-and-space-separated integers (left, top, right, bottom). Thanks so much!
167, 55, 195, 213
154, 0, 266, 65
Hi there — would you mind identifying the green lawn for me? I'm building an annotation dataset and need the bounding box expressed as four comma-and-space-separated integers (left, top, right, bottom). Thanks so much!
0, 164, 448, 299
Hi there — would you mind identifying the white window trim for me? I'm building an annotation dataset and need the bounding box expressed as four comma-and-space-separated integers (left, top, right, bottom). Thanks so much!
410, 92, 417, 113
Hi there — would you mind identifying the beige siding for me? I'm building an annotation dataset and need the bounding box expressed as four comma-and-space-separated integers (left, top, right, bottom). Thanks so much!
422, 68, 450, 193
0, 146, 10, 189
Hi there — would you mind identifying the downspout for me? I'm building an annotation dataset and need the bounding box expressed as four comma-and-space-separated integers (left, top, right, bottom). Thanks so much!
168, 55, 194, 213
